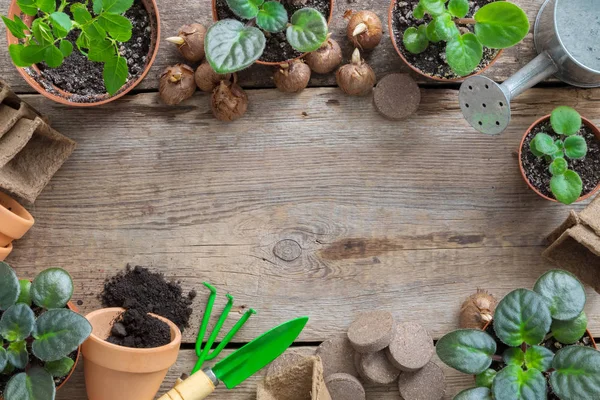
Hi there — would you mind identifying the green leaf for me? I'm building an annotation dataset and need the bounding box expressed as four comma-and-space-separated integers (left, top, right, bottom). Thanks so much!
98, 13, 132, 42
2, 16, 27, 39
17, 0, 38, 16
403, 25, 429, 54
256, 1, 288, 33
8, 44, 31, 67
448, 0, 469, 18
493, 289, 552, 346
226, 0, 264, 19
83, 21, 106, 43
532, 133, 559, 156
31, 19, 54, 46
76, 32, 90, 50
550, 346, 600, 400
454, 387, 493, 400
551, 311, 588, 344
0, 347, 7, 372
421, 0, 446, 16
92, 0, 103, 15
474, 2, 529, 49
551, 170, 583, 205
525, 345, 554, 372
205, 19, 265, 74
529, 136, 544, 157
44, 357, 75, 378
434, 13, 459, 41
88, 39, 115, 61
50, 12, 72, 33
59, 40, 73, 57
101, 0, 134, 14
286, 8, 328, 53
446, 33, 482, 76
31, 268, 73, 309
413, 3, 425, 19
32, 308, 92, 362
17, 280, 32, 306
4, 367, 56, 400
492, 365, 546, 400
549, 157, 568, 176
71, 3, 92, 24
475, 369, 497, 389
7, 341, 28, 369
425, 22, 441, 43
0, 303, 35, 341
551, 106, 582, 136
502, 347, 525, 366
103, 55, 128, 95
436, 329, 496, 374
22, 44, 51, 65
564, 135, 587, 159
0, 262, 20, 310
533, 270, 586, 320
36, 0, 56, 13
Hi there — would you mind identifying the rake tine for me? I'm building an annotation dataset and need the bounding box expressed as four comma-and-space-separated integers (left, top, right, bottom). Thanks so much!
195, 282, 218, 358
193, 294, 234, 372
204, 308, 257, 361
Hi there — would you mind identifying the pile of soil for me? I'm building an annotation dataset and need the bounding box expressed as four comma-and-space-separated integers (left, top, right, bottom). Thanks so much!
520, 120, 600, 199
215, 0, 331, 63
107, 308, 171, 348
390, 0, 500, 79
101, 265, 196, 331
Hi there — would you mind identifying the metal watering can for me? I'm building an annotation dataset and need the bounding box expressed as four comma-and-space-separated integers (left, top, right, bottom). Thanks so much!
459, 0, 600, 135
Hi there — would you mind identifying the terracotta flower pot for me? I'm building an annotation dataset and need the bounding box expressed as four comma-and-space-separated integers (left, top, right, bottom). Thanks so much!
82, 307, 182, 400
211, 0, 334, 66
0, 242, 12, 261
5, 0, 161, 107
387, 0, 503, 82
0, 191, 34, 247
518, 115, 600, 203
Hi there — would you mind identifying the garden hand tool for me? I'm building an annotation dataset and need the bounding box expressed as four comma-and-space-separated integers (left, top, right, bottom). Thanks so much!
459, 0, 600, 135
158, 316, 309, 400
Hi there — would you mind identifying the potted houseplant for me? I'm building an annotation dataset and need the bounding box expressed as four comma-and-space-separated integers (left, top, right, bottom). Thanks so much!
0, 261, 91, 399
3, 0, 160, 106
519, 106, 600, 205
388, 0, 529, 81
437, 269, 600, 400
209, 0, 333, 72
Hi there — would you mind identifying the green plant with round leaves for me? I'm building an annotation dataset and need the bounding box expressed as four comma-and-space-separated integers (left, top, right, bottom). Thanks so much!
0, 262, 91, 400
206, 0, 328, 74
2, 0, 135, 95
436, 269, 600, 400
529, 106, 589, 204
402, 0, 528, 76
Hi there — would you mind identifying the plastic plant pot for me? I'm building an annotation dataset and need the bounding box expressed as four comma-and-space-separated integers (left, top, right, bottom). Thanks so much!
0, 191, 34, 247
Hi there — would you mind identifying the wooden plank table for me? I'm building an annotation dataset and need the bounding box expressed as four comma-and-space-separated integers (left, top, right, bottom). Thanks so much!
1, 0, 599, 398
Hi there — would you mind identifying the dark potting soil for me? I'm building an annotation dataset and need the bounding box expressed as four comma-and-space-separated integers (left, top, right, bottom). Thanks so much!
101, 265, 196, 331
390, 0, 501, 79
215, 0, 331, 63
33, 0, 151, 101
107, 308, 171, 348
520, 120, 600, 199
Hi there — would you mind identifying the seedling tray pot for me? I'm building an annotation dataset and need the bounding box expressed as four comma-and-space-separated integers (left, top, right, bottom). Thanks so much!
257, 356, 332, 400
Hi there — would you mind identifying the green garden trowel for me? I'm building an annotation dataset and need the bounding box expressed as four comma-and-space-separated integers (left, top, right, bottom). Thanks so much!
158, 316, 308, 400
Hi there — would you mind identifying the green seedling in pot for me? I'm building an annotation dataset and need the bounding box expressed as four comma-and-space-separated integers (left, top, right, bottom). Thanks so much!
0, 262, 92, 400
2, 0, 135, 95
205, 0, 328, 74
437, 269, 600, 400
403, 0, 529, 76
530, 106, 588, 205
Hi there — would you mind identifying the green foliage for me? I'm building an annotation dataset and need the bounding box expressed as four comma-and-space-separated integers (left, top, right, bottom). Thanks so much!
524, 345, 554, 372
16, 280, 31, 305
502, 347, 525, 366
0, 262, 20, 310
491, 365, 546, 400
31, 268, 74, 309
2, 0, 135, 95
0, 303, 35, 341
32, 309, 92, 362
435, 329, 496, 374
403, 0, 528, 76
205, 20, 265, 74
551, 106, 582, 136
286, 8, 328, 53
550, 346, 600, 400
256, 1, 287, 33
475, 369, 496, 388
227, 0, 264, 19
45, 357, 75, 378
454, 387, 492, 400
533, 269, 585, 320
551, 311, 588, 344
5, 367, 56, 400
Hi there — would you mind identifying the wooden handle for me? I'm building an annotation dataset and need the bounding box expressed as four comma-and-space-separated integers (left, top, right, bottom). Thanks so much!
158, 371, 216, 400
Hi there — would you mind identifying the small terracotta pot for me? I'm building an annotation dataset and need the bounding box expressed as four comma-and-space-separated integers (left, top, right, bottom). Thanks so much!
387, 0, 503, 82
0, 242, 12, 261
211, 0, 335, 66
518, 115, 600, 203
82, 308, 182, 400
6, 0, 161, 106
0, 191, 34, 247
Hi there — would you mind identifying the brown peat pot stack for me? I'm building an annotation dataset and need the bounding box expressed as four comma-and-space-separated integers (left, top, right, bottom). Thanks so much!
257, 356, 332, 400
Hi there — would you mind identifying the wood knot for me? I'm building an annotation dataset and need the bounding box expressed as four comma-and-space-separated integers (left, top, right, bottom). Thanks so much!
273, 239, 302, 261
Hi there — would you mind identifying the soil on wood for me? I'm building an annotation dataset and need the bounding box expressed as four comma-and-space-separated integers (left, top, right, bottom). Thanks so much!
520, 120, 600, 199
107, 308, 171, 348
101, 265, 196, 331
215, 0, 331, 63
390, 0, 501, 79
30, 0, 152, 102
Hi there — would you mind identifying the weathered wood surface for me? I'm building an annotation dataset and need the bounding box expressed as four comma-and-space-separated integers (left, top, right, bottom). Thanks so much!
0, 0, 547, 92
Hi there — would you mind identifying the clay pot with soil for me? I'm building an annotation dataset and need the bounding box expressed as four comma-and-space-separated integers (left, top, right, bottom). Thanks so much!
519, 106, 600, 205
4, 0, 160, 106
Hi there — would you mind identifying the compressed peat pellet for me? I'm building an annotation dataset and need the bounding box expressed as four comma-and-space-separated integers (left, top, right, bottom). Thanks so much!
386, 322, 434, 371
355, 350, 400, 385
325, 373, 365, 400
347, 310, 394, 353
267, 351, 308, 377
398, 361, 446, 400
316, 335, 359, 378
373, 73, 421, 121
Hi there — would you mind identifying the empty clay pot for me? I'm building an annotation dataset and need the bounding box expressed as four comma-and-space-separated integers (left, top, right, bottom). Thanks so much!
82, 308, 182, 400
0, 242, 12, 261
0, 191, 34, 247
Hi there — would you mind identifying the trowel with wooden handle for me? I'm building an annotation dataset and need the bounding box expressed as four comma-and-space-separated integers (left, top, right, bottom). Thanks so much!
158, 316, 309, 400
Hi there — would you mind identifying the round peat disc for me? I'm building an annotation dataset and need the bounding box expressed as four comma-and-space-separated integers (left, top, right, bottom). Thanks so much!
316, 334, 359, 378
373, 73, 421, 120
347, 310, 394, 353
325, 373, 366, 400
356, 350, 400, 385
398, 361, 446, 400
386, 322, 434, 371
267, 351, 309, 377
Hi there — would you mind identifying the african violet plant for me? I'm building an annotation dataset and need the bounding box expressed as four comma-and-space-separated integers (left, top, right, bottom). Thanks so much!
2, 0, 135, 95
403, 0, 529, 76
0, 262, 92, 400
437, 270, 600, 400
205, 0, 328, 74
529, 106, 588, 205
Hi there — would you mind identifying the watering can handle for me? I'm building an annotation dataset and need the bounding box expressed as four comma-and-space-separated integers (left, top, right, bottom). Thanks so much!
157, 371, 217, 400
